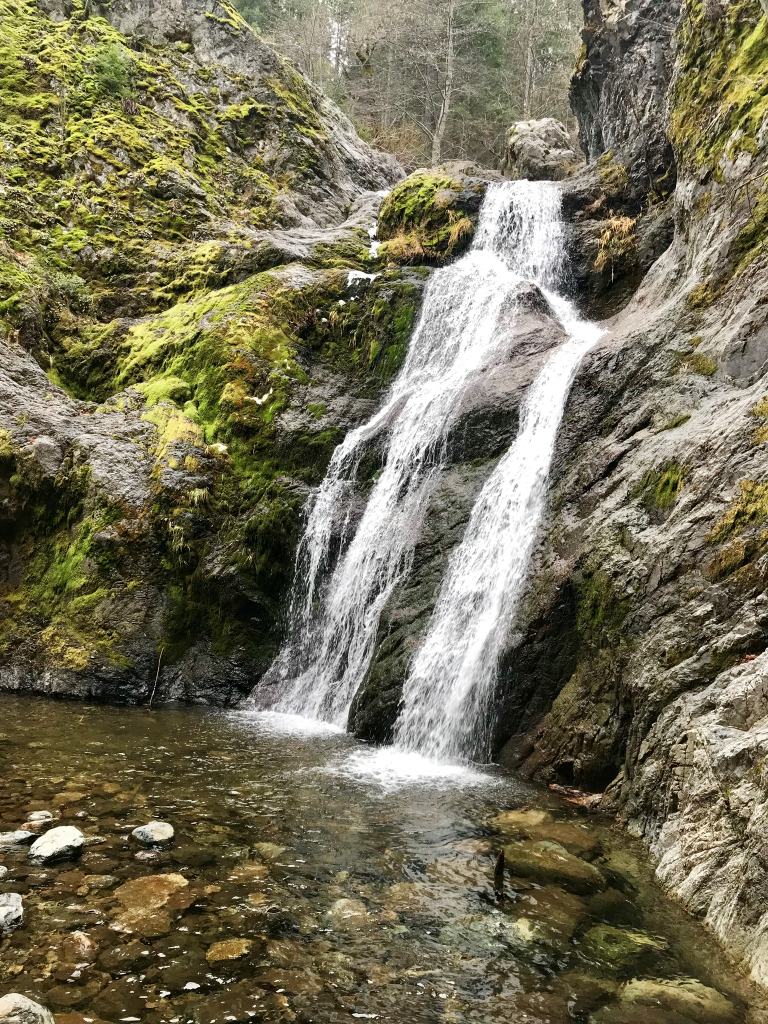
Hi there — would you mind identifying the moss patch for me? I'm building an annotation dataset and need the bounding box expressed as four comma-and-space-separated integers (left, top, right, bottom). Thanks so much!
708, 479, 768, 543
635, 462, 688, 510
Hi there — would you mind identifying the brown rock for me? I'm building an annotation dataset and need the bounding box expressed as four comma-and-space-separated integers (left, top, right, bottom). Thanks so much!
110, 872, 189, 936
205, 938, 254, 963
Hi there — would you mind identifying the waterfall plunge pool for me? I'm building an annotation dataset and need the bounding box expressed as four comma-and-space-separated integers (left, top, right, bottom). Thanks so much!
0, 695, 765, 1023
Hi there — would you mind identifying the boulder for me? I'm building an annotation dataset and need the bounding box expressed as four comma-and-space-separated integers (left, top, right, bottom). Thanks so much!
619, 978, 737, 1023
28, 826, 84, 863
503, 840, 606, 894
581, 924, 669, 976
0, 995, 54, 1024
501, 119, 580, 182
0, 893, 24, 935
131, 821, 174, 846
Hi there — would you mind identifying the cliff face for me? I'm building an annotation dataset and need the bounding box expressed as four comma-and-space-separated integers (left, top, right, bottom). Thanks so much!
0, 0, 417, 701
504, 0, 768, 988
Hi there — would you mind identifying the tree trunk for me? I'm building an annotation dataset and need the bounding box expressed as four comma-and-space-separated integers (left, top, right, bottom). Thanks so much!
523, 0, 538, 119
431, 0, 456, 166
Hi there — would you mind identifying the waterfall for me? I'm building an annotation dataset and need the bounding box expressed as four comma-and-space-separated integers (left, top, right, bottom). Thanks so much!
255, 181, 600, 753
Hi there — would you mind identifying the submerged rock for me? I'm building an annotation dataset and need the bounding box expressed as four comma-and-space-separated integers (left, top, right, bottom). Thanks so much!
503, 840, 606, 894
131, 820, 174, 845
206, 938, 254, 963
581, 924, 670, 976
0, 994, 55, 1024
0, 892, 24, 935
28, 826, 84, 863
619, 978, 737, 1023
110, 872, 193, 937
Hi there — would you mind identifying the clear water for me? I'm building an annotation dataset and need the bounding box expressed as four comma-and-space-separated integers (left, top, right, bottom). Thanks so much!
0, 695, 764, 1023
255, 182, 590, 734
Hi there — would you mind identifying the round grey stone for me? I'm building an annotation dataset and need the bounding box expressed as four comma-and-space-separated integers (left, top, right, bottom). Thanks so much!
0, 993, 55, 1024
131, 820, 174, 846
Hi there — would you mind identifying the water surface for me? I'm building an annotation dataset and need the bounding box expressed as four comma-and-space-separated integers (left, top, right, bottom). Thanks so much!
0, 695, 764, 1023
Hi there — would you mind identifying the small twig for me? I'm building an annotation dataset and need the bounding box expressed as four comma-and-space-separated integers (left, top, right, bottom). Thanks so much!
148, 647, 164, 709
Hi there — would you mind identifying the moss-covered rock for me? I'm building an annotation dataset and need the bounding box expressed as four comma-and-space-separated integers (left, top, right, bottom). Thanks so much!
377, 169, 485, 266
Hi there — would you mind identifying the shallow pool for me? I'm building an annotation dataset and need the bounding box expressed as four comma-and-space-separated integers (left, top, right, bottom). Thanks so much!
0, 695, 764, 1023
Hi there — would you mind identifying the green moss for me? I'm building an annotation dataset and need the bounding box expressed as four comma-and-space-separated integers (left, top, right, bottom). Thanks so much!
576, 569, 631, 649
708, 479, 768, 543
378, 170, 475, 265
671, 2, 768, 172
660, 414, 691, 431
672, 347, 718, 377
635, 462, 687, 510
597, 152, 630, 197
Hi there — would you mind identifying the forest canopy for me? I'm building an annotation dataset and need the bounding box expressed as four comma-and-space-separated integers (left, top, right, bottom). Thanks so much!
232, 0, 583, 168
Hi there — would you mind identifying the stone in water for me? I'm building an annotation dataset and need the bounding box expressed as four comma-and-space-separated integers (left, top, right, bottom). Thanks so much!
131, 821, 174, 845
28, 826, 84, 863
0, 893, 23, 935
0, 993, 55, 1024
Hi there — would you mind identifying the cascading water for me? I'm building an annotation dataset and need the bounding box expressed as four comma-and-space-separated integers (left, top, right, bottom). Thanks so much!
256, 181, 601, 757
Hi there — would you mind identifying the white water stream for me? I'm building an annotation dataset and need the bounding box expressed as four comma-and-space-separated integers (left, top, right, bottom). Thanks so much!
255, 181, 601, 763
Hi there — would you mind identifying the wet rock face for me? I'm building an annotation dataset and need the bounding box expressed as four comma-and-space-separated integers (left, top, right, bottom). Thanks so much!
571, 0, 681, 193
501, 119, 581, 182
495, 0, 768, 990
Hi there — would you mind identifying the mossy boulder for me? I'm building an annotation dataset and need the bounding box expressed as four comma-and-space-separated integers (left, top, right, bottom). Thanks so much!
377, 169, 487, 266
580, 924, 670, 977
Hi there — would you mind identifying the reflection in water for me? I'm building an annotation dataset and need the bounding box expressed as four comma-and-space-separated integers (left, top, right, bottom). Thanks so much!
0, 696, 764, 1023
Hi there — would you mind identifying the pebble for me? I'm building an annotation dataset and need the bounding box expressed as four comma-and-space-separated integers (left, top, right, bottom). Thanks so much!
28, 826, 85, 863
0, 893, 23, 935
131, 820, 174, 845
0, 865, 7, 881
26, 811, 54, 823
0, 993, 55, 1024
0, 831, 35, 847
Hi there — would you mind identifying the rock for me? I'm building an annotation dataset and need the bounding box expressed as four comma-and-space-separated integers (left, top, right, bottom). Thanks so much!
581, 924, 670, 976
251, 842, 285, 861
325, 898, 371, 931
0, 831, 35, 847
60, 931, 99, 963
0, 865, 7, 881
619, 978, 737, 1023
189, 983, 268, 1024
205, 938, 254, 963
110, 872, 193, 937
131, 820, 174, 845
28, 827, 84, 863
588, 888, 643, 928
0, 994, 55, 1024
490, 809, 553, 830
503, 840, 606, 894
227, 860, 269, 883
0, 892, 24, 935
26, 812, 53, 823
501, 119, 580, 181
